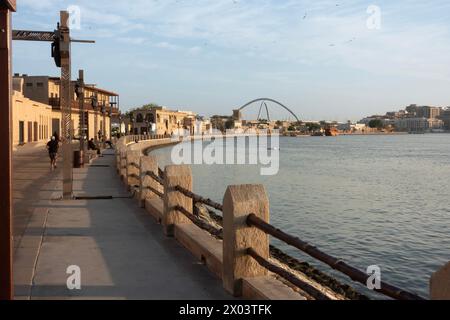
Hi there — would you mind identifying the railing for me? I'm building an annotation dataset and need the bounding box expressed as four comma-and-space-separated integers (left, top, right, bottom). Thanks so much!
141, 164, 423, 300
114, 135, 450, 300
246, 214, 424, 300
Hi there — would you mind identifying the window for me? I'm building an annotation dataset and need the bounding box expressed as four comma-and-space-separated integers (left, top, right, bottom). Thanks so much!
37, 82, 44, 88
26, 83, 33, 87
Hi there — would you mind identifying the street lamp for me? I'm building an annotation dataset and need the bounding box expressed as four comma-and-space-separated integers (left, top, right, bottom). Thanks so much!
75, 71, 85, 152
108, 104, 113, 140
101, 102, 106, 148
91, 94, 98, 144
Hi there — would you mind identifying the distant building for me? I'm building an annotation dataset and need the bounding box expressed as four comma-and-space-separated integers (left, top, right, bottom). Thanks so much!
404, 104, 441, 119
438, 108, 450, 130
395, 117, 444, 132
126, 106, 196, 136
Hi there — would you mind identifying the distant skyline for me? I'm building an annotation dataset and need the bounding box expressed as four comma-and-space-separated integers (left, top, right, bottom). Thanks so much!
12, 0, 450, 122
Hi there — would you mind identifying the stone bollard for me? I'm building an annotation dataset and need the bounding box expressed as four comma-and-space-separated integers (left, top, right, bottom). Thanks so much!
126, 150, 141, 191
222, 184, 270, 296
120, 150, 127, 181
430, 262, 450, 300
163, 165, 193, 236
139, 156, 161, 208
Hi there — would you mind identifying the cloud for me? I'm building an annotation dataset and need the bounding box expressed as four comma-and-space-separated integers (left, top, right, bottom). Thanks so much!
14, 0, 450, 117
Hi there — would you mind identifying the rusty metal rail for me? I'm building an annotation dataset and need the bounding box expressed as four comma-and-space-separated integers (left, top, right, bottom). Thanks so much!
145, 186, 164, 199
174, 185, 223, 212
174, 205, 223, 239
145, 170, 223, 212
145, 171, 164, 185
158, 167, 165, 179
246, 214, 425, 300
247, 248, 329, 300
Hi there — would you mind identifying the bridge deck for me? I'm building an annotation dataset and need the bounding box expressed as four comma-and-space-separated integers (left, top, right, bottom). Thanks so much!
13, 146, 231, 299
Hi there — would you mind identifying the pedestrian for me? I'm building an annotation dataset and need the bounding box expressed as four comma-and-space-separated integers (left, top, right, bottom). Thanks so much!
47, 136, 59, 170
53, 131, 60, 143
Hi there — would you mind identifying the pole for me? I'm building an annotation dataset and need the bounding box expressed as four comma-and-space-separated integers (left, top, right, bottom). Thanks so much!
94, 94, 98, 145
102, 103, 106, 149
77, 69, 85, 153
0, 0, 16, 300
59, 11, 73, 199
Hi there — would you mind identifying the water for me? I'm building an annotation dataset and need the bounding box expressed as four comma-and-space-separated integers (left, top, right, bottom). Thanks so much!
150, 134, 450, 299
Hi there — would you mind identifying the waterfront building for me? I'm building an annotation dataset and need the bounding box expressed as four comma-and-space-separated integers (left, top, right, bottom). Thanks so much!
126, 106, 197, 136
395, 117, 444, 132
12, 74, 119, 146
404, 104, 441, 119
438, 108, 450, 130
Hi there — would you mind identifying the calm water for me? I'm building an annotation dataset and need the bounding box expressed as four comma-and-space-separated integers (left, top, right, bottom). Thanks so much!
151, 134, 450, 299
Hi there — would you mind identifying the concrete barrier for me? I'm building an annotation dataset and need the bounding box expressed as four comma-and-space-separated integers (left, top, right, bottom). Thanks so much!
139, 156, 161, 208
126, 150, 141, 191
163, 165, 193, 236
222, 184, 270, 296
112, 136, 325, 301
430, 262, 450, 300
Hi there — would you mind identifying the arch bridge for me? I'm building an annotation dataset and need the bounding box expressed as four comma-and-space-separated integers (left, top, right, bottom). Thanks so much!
235, 98, 301, 123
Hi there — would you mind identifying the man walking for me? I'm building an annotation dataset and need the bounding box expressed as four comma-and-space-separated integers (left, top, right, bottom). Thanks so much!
47, 136, 59, 170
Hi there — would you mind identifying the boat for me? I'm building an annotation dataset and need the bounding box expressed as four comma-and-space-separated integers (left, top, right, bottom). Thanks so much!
325, 127, 339, 137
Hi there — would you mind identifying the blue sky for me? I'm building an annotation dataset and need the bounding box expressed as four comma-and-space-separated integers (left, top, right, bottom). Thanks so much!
12, 0, 450, 121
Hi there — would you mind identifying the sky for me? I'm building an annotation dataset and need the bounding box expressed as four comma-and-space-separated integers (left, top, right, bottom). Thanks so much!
11, 0, 450, 121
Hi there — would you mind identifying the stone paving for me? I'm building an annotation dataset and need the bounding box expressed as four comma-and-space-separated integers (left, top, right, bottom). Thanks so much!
13, 146, 231, 300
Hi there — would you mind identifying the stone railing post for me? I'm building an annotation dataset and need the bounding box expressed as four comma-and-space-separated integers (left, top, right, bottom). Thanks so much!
120, 150, 127, 181
115, 149, 121, 174
139, 156, 161, 208
163, 165, 193, 236
222, 184, 270, 296
430, 262, 450, 300
126, 150, 141, 191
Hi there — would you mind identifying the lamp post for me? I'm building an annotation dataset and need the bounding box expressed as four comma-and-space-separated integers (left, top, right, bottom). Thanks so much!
91, 94, 98, 145
75, 70, 85, 152
108, 104, 113, 141
101, 102, 106, 149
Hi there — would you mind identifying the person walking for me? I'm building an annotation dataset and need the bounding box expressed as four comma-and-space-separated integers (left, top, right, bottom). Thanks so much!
53, 131, 60, 143
47, 136, 59, 170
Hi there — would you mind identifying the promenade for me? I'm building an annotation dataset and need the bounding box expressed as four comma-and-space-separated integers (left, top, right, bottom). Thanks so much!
13, 146, 231, 300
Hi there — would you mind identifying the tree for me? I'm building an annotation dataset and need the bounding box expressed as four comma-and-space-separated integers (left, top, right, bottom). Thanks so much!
306, 122, 321, 132
225, 119, 234, 130
368, 119, 384, 129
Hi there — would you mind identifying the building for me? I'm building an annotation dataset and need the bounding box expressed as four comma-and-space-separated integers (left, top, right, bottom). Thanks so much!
404, 104, 441, 119
12, 74, 119, 146
395, 117, 444, 132
126, 106, 197, 136
438, 108, 450, 130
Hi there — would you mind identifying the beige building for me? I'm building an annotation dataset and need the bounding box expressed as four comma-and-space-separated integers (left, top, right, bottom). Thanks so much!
126, 106, 197, 136
12, 74, 119, 146
395, 117, 444, 132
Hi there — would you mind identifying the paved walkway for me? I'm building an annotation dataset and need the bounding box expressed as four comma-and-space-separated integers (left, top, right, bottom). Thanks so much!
13, 146, 231, 300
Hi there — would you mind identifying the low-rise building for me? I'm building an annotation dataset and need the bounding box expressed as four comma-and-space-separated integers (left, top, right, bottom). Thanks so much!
12, 74, 119, 146
395, 117, 444, 132
126, 106, 197, 136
